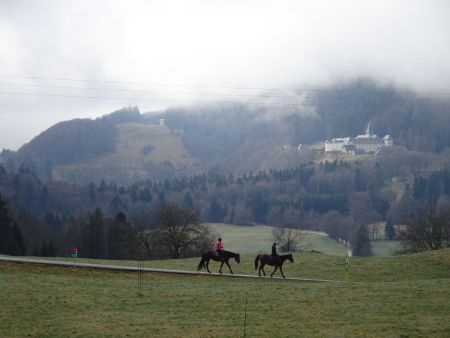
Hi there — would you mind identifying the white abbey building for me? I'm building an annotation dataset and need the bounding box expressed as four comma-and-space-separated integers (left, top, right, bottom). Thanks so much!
325, 123, 393, 154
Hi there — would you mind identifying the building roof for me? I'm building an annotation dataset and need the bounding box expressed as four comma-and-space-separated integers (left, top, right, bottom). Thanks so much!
354, 138, 384, 144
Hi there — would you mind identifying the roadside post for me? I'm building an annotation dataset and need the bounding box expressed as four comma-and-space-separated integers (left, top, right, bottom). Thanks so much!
70, 247, 77, 258
243, 293, 248, 338
137, 256, 144, 296
344, 255, 350, 283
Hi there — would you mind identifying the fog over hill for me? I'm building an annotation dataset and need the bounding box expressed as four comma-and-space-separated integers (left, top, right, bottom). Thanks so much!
1, 79, 449, 185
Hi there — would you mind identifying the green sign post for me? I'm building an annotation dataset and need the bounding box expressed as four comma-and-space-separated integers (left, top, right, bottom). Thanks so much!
344, 255, 350, 283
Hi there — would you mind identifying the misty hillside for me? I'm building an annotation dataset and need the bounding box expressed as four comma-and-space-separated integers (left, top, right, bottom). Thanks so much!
2, 79, 450, 185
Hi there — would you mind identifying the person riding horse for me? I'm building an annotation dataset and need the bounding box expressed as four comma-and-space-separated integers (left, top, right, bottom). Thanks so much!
271, 242, 280, 265
215, 238, 223, 259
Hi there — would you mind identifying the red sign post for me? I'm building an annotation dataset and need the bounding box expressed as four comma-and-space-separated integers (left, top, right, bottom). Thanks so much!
70, 248, 78, 258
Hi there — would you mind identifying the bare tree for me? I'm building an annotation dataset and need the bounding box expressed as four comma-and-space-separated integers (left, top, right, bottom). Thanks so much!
155, 203, 213, 259
272, 225, 304, 252
400, 204, 450, 253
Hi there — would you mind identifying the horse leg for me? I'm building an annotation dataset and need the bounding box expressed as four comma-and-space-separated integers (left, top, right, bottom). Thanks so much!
271, 265, 279, 277
225, 261, 233, 274
280, 265, 285, 278
260, 263, 266, 277
219, 261, 224, 274
206, 260, 211, 273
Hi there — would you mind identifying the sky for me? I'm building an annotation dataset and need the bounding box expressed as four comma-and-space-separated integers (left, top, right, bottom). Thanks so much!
0, 0, 449, 150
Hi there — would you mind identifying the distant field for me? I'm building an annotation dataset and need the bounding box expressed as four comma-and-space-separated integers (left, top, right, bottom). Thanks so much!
371, 240, 402, 256
207, 223, 349, 255
1, 250, 450, 337
206, 223, 400, 256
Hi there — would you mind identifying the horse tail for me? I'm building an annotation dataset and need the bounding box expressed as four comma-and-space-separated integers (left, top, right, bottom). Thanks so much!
197, 255, 205, 271
254, 254, 261, 270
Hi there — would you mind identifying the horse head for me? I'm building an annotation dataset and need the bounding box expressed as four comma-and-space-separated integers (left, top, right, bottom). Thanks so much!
287, 254, 294, 263
235, 253, 240, 264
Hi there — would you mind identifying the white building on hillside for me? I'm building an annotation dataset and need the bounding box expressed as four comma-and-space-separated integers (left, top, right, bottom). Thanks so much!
325, 123, 393, 154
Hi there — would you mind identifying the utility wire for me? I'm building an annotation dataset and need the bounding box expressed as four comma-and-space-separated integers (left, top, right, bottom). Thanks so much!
0, 90, 314, 107
0, 82, 447, 102
0, 74, 290, 92
0, 82, 304, 99
0, 90, 443, 108
1, 73, 450, 96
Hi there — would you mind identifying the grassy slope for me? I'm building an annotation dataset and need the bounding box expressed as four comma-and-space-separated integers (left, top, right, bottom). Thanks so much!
1, 250, 450, 337
53, 123, 194, 183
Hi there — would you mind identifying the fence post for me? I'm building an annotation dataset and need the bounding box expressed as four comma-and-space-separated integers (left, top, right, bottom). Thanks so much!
344, 255, 350, 283
243, 294, 248, 338
137, 256, 144, 296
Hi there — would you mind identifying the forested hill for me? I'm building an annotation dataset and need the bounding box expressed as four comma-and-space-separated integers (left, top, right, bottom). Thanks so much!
158, 79, 450, 164
1, 107, 142, 180
1, 79, 450, 185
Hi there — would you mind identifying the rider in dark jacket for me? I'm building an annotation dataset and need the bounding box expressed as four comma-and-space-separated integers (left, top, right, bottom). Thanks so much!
271, 242, 280, 264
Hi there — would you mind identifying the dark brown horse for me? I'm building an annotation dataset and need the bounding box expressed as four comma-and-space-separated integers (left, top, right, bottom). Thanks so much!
254, 253, 294, 278
197, 250, 240, 274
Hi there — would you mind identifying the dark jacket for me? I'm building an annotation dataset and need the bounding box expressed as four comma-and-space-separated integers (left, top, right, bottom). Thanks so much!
271, 244, 278, 256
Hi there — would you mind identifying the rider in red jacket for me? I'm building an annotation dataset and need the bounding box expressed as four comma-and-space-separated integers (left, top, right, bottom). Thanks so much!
215, 238, 223, 257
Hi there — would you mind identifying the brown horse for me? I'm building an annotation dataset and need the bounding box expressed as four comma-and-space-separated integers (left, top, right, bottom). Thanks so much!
197, 250, 240, 274
254, 253, 294, 278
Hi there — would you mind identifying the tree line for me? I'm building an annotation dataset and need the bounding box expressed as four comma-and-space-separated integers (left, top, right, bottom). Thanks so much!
0, 193, 213, 260
1, 152, 450, 257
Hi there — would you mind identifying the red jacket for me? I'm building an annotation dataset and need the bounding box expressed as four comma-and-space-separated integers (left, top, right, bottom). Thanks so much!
216, 241, 223, 251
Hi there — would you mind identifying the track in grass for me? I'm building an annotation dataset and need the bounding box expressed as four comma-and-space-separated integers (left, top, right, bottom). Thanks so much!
0, 256, 342, 283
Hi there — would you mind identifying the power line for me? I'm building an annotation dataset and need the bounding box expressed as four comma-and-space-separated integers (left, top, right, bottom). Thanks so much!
0, 82, 304, 99
0, 74, 290, 92
2, 81, 449, 98
1, 80, 449, 102
1, 73, 450, 96
0, 74, 449, 109
0, 90, 443, 109
0, 90, 313, 107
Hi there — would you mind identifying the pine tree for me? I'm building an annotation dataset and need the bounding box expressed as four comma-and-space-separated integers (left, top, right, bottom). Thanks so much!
352, 225, 372, 256
0, 194, 26, 256
89, 207, 105, 259
81, 207, 106, 258
106, 211, 138, 260
0, 195, 13, 254
209, 197, 226, 222
183, 192, 193, 209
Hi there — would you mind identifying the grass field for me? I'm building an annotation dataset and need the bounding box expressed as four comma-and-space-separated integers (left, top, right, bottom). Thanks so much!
1, 250, 450, 337
371, 240, 402, 256
207, 223, 400, 256
207, 223, 349, 256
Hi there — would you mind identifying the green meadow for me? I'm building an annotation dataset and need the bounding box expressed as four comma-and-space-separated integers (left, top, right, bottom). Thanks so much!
1, 249, 450, 337
207, 223, 399, 256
